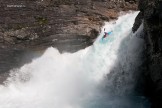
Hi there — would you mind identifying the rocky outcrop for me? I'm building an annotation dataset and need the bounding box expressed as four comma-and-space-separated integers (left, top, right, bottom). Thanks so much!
132, 0, 162, 107
0, 0, 138, 83
0, 0, 137, 52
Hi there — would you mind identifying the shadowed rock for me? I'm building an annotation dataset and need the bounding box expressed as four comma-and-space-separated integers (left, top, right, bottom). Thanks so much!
132, 0, 162, 107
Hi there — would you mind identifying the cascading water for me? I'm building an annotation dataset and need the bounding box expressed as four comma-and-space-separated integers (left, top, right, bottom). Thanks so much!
0, 12, 150, 108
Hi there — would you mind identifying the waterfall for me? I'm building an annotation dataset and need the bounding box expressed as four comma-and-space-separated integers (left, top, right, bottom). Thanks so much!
0, 11, 150, 108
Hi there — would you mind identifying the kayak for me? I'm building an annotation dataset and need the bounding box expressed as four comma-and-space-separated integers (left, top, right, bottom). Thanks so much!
99, 31, 113, 44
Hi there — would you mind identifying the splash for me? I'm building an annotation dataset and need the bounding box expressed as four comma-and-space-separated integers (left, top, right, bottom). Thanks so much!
0, 12, 149, 108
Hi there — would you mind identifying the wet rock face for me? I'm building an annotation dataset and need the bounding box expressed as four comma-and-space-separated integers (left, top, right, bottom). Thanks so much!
132, 0, 162, 107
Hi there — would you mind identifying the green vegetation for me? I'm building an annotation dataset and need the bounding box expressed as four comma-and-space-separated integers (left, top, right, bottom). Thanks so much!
35, 16, 48, 25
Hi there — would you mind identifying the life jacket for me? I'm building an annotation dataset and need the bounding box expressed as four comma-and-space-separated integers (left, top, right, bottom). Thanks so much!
103, 32, 107, 38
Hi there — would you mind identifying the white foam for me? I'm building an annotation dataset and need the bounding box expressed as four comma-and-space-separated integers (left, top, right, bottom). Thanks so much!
0, 11, 146, 108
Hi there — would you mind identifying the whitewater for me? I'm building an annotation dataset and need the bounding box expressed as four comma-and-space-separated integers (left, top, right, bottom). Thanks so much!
0, 12, 150, 108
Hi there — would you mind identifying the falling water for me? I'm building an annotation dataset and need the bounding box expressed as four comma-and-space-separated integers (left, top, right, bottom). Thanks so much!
0, 12, 150, 108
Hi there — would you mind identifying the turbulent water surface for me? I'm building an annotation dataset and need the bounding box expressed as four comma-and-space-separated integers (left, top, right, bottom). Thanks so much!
0, 12, 150, 108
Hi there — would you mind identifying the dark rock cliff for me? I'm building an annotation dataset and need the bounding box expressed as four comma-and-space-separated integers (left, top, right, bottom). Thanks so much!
132, 0, 162, 107
0, 0, 137, 52
0, 0, 137, 82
